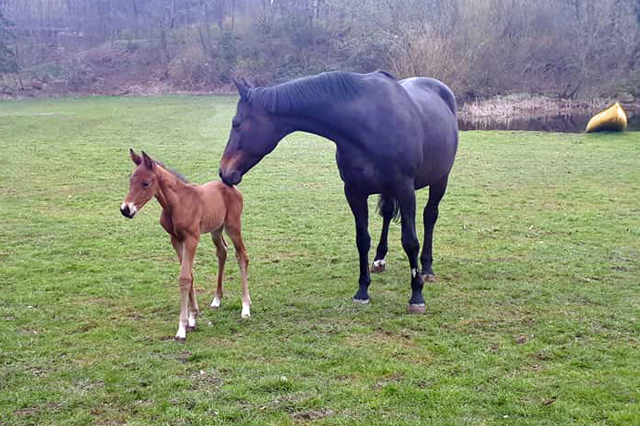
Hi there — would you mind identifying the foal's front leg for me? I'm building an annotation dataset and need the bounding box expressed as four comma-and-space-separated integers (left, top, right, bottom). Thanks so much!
171, 236, 198, 332
176, 235, 199, 341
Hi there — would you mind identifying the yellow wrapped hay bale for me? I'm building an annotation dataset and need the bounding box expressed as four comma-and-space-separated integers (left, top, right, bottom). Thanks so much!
585, 102, 627, 133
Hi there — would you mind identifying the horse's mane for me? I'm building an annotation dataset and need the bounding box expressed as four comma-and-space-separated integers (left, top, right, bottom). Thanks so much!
155, 160, 188, 183
246, 71, 364, 114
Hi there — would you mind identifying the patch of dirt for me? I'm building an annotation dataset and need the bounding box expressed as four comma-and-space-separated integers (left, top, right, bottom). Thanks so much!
293, 408, 335, 421
176, 351, 192, 363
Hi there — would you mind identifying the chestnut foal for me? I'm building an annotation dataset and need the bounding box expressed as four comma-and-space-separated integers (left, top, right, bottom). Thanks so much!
121, 149, 250, 341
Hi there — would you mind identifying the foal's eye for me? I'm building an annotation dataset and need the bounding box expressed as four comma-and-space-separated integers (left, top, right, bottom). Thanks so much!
232, 120, 241, 128
142, 181, 150, 189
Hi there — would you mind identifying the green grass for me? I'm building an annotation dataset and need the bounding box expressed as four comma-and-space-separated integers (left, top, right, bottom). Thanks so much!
1, 96, 639, 426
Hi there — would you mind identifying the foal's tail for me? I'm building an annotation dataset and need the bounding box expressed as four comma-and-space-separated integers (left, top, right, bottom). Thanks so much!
377, 194, 401, 222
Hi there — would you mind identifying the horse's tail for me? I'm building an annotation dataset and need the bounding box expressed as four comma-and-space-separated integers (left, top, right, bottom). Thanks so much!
377, 194, 401, 222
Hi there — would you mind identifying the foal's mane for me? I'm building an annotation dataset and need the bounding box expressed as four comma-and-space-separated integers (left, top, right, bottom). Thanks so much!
154, 160, 188, 183
246, 71, 364, 114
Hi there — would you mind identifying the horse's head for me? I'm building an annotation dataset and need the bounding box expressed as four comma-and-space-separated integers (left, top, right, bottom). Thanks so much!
121, 149, 159, 219
219, 79, 287, 186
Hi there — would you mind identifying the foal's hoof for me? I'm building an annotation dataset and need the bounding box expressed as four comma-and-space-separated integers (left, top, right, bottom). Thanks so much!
353, 297, 370, 305
370, 259, 386, 273
186, 325, 197, 333
421, 273, 436, 283
174, 336, 186, 343
407, 304, 426, 314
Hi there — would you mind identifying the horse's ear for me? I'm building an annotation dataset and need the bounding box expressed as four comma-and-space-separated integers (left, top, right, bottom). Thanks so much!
233, 77, 250, 101
130, 149, 142, 165
141, 151, 155, 170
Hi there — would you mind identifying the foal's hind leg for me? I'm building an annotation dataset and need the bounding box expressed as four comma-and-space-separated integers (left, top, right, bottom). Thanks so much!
225, 219, 251, 318
420, 175, 449, 283
210, 229, 227, 310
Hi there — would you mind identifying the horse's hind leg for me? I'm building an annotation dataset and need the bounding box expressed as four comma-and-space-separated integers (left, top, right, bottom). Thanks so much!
225, 218, 251, 319
371, 195, 396, 273
420, 174, 449, 283
395, 182, 424, 313
210, 229, 227, 310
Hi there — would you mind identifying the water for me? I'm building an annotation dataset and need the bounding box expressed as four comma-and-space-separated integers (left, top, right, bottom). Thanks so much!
458, 110, 640, 132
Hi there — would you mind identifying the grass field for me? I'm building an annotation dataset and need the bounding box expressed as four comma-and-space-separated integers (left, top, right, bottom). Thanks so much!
1, 96, 639, 426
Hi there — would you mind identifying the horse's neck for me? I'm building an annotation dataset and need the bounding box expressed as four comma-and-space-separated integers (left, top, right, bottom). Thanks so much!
155, 167, 184, 212
280, 101, 358, 145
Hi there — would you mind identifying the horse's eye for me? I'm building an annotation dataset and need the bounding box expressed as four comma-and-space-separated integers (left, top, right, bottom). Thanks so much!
142, 181, 150, 189
232, 120, 240, 128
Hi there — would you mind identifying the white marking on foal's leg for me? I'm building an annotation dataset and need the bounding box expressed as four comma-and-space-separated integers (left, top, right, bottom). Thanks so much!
241, 303, 250, 319
175, 323, 187, 340
412, 268, 419, 278
210, 296, 221, 309
188, 311, 197, 328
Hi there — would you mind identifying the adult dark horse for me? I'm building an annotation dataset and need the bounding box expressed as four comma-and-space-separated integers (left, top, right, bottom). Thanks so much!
219, 71, 458, 313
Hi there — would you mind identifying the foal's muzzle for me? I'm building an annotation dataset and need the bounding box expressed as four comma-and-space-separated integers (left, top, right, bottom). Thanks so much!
120, 203, 137, 219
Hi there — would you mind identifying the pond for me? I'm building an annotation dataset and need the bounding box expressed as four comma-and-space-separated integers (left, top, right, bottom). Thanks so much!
458, 110, 640, 132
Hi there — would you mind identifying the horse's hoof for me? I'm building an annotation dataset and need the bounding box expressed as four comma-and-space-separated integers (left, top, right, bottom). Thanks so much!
370, 259, 386, 273
186, 325, 197, 333
174, 336, 186, 343
421, 273, 436, 283
353, 297, 370, 305
407, 304, 426, 314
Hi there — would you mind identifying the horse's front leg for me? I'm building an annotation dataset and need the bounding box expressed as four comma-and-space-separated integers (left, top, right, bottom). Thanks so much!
344, 185, 371, 304
176, 235, 199, 342
396, 183, 425, 314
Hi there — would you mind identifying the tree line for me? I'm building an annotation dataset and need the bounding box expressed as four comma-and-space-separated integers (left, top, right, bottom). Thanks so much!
1, 0, 639, 99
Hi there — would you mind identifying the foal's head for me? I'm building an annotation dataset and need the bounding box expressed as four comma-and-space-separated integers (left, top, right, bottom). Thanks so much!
121, 149, 159, 219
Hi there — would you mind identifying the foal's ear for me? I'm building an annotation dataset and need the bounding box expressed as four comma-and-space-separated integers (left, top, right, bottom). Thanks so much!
233, 77, 250, 101
130, 149, 142, 165
141, 151, 155, 170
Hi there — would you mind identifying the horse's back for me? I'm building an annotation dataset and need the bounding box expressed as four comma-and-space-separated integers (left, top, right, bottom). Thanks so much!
398, 77, 458, 188
400, 77, 457, 118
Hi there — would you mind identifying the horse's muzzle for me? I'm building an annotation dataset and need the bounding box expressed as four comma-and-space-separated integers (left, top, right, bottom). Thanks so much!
219, 168, 242, 186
